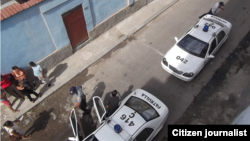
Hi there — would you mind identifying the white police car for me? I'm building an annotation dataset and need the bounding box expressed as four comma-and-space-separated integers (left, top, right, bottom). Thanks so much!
161, 14, 232, 81
69, 89, 169, 141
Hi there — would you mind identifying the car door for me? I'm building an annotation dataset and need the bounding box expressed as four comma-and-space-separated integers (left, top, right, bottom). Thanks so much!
213, 30, 226, 54
93, 96, 107, 124
133, 128, 154, 141
69, 109, 83, 141
208, 38, 217, 56
204, 38, 217, 65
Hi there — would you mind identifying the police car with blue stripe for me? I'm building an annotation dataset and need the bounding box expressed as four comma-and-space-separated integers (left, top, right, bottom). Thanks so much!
69, 89, 169, 141
161, 14, 232, 81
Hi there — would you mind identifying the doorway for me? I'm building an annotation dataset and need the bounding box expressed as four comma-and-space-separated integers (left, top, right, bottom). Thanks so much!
62, 5, 88, 48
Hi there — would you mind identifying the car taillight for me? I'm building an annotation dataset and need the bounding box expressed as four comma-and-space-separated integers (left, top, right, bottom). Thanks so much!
162, 58, 168, 66
183, 72, 194, 77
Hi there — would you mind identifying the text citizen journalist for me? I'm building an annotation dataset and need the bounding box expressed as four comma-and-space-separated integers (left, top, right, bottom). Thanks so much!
172, 129, 247, 138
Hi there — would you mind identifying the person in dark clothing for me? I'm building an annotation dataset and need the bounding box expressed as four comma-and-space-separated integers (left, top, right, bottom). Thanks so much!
1, 74, 24, 99
70, 86, 90, 115
199, 2, 225, 19
105, 90, 120, 117
16, 82, 41, 103
12, 66, 35, 90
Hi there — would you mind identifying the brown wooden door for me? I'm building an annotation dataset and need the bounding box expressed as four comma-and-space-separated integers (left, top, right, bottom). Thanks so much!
62, 5, 88, 48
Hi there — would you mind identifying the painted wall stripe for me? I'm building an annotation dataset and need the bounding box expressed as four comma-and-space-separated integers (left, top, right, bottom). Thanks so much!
39, 6, 58, 50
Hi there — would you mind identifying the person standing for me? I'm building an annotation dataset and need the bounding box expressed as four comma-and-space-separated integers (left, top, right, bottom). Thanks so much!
1, 90, 20, 113
199, 2, 225, 18
29, 62, 51, 87
11, 66, 26, 81
1, 74, 24, 99
16, 82, 41, 103
210, 2, 225, 15
105, 90, 120, 117
3, 120, 31, 140
70, 86, 89, 115
12, 66, 34, 89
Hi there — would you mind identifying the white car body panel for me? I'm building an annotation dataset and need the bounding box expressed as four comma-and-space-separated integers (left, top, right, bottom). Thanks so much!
161, 14, 232, 81
101, 106, 146, 136
70, 89, 169, 141
68, 109, 81, 141
231, 105, 250, 125
165, 46, 204, 72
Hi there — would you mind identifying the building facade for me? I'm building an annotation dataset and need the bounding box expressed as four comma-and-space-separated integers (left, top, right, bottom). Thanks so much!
1, 0, 149, 75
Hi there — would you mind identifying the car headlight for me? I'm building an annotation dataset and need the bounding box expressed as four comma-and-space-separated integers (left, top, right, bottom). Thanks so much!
162, 58, 168, 66
183, 72, 194, 77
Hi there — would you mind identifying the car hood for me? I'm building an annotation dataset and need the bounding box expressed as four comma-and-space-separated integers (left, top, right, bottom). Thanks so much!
165, 45, 204, 72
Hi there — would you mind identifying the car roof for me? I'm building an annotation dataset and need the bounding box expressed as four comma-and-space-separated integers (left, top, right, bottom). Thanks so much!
95, 106, 146, 141
189, 18, 223, 43
93, 89, 169, 141
131, 89, 167, 115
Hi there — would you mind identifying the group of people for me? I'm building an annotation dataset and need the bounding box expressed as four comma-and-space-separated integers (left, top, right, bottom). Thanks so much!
1, 62, 51, 140
69, 86, 120, 117
1, 1, 226, 141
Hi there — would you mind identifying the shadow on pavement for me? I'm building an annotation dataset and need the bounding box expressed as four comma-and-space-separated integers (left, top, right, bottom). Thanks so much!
87, 82, 106, 110
24, 108, 54, 136
12, 98, 25, 111
79, 113, 96, 138
121, 85, 134, 101
39, 63, 68, 93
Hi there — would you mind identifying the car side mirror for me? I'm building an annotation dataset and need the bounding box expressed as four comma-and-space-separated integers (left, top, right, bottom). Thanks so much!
175, 37, 178, 42
208, 55, 215, 58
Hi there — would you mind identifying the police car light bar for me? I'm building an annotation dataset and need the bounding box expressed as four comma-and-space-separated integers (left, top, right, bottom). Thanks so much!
114, 124, 123, 133
203, 25, 209, 32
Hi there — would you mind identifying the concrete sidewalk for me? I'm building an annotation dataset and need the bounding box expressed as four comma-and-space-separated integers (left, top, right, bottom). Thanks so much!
0, 0, 178, 124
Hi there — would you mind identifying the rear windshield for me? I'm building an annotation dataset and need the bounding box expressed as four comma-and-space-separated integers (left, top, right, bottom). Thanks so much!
177, 34, 209, 58
125, 97, 159, 121
84, 134, 99, 141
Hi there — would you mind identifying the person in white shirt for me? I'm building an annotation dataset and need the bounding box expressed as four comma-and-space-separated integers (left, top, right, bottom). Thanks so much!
199, 2, 225, 18
3, 120, 31, 140
29, 61, 51, 87
211, 2, 225, 15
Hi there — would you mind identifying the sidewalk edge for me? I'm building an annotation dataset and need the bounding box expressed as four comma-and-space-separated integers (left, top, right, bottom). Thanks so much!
131, 0, 179, 35
14, 0, 179, 119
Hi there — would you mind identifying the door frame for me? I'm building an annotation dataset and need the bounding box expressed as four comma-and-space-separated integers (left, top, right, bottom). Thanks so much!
62, 4, 89, 48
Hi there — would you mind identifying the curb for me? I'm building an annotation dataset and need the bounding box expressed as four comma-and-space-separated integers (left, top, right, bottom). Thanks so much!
15, 35, 128, 119
14, 0, 178, 119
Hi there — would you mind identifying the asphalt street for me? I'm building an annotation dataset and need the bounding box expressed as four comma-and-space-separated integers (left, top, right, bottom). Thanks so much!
176, 30, 250, 125
1, 0, 250, 141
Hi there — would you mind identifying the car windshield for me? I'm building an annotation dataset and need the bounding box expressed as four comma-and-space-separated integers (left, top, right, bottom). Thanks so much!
177, 34, 209, 58
125, 96, 159, 121
84, 134, 99, 141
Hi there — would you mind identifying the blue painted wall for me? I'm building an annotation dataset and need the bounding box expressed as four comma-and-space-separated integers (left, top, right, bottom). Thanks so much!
38, 0, 90, 49
1, 5, 55, 74
89, 0, 127, 26
1, 0, 130, 74
39, 0, 128, 49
